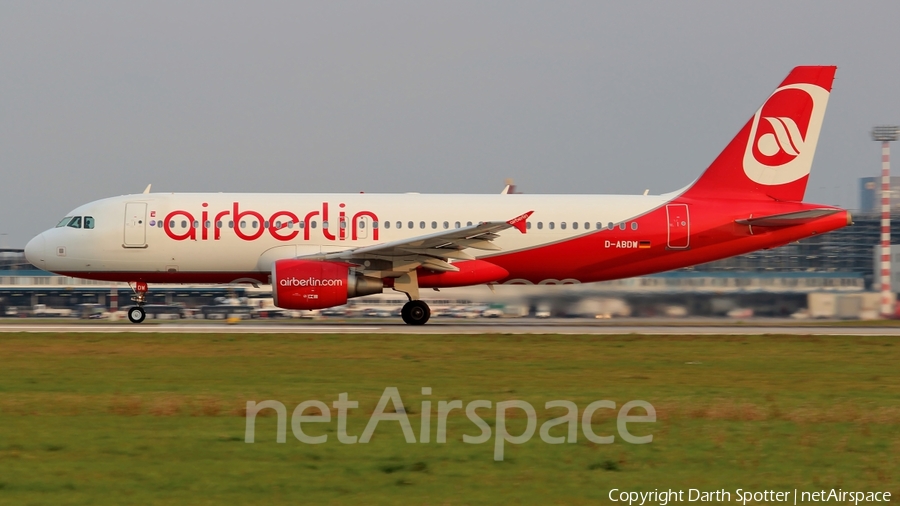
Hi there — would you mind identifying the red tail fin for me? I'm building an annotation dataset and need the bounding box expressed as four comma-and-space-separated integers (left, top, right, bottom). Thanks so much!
683, 66, 836, 202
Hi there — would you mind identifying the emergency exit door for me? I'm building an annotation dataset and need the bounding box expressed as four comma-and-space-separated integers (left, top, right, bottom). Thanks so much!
355, 215, 372, 240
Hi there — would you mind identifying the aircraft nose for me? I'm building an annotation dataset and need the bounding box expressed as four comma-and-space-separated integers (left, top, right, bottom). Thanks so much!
24, 233, 47, 267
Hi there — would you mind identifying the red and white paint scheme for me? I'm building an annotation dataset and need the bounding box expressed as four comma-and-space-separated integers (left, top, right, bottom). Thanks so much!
25, 66, 851, 324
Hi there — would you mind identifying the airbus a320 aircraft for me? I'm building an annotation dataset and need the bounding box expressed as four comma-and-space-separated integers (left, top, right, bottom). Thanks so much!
25, 66, 850, 325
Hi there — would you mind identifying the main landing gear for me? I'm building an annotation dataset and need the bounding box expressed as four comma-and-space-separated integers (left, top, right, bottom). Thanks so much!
127, 281, 148, 324
401, 300, 430, 325
393, 270, 430, 325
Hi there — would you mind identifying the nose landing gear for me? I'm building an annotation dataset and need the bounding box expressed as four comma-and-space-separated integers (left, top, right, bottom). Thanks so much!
127, 306, 146, 324
127, 281, 148, 324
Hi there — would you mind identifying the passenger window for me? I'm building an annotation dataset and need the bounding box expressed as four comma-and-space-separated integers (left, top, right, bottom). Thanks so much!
275, 221, 282, 229
455, 221, 461, 228
443, 221, 449, 229
311, 221, 317, 229
340, 220, 346, 229
537, 222, 543, 230
205, 221, 211, 229
158, 221, 163, 228
572, 222, 578, 230
264, 220, 269, 229
84, 216, 95, 229
170, 220, 176, 229
467, 221, 473, 227
373, 221, 378, 229
430, 221, 436, 229
322, 221, 328, 229
216, 221, 223, 229
359, 221, 366, 229
384, 221, 390, 229
397, 221, 403, 229
631, 222, 638, 230
585, 222, 590, 230
240, 221, 246, 229
408, 221, 413, 229
193, 221, 199, 229
68, 217, 82, 229
299, 221, 305, 229
596, 222, 601, 230
619, 223, 626, 230
608, 222, 614, 230
419, 221, 425, 229
526, 222, 532, 230
182, 220, 188, 228
287, 221, 294, 229
549, 222, 555, 230
228, 221, 234, 229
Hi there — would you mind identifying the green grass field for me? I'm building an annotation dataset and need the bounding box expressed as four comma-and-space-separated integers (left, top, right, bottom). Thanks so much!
0, 332, 898, 505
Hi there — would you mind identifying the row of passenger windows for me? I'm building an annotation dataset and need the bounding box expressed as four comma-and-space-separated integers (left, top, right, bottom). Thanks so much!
161, 220, 337, 230
380, 221, 638, 231
56, 216, 95, 229
160, 219, 639, 231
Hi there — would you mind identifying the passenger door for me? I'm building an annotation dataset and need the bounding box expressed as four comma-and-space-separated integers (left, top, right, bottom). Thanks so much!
666, 204, 690, 249
124, 202, 148, 248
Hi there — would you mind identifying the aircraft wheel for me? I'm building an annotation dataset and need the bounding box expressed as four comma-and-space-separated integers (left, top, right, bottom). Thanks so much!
401, 300, 430, 325
127, 306, 146, 324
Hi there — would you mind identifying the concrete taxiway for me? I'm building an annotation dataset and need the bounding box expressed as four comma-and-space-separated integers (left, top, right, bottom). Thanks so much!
0, 320, 899, 335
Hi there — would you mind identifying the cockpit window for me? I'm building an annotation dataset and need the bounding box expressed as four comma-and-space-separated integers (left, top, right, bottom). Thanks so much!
56, 216, 93, 229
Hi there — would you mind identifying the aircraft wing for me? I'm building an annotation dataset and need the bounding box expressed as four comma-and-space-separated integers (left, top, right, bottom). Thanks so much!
298, 210, 533, 273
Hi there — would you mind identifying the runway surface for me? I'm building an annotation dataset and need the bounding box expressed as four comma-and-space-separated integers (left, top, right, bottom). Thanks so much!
1, 320, 899, 335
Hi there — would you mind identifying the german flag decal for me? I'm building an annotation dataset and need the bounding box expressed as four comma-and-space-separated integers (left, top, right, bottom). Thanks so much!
639, 241, 651, 249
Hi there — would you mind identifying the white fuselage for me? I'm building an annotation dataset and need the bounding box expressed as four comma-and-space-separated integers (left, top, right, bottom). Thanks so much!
27, 192, 671, 281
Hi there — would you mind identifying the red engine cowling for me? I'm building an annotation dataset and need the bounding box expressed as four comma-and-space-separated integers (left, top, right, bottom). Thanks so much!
272, 259, 383, 310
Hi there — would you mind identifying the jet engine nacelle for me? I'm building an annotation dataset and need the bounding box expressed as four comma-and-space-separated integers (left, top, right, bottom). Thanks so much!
272, 259, 383, 310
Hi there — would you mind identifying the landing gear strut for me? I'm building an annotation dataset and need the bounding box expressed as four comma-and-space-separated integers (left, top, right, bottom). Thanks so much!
393, 270, 430, 325
127, 281, 148, 324
401, 300, 430, 325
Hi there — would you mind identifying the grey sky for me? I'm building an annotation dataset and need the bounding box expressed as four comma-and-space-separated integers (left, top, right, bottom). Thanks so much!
2, 1, 899, 247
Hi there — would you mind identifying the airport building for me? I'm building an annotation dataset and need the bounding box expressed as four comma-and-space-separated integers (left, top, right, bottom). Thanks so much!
0, 244, 868, 318
859, 176, 900, 213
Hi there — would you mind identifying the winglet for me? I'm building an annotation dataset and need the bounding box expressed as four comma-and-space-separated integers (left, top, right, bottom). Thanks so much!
507, 210, 533, 234
142, 184, 152, 194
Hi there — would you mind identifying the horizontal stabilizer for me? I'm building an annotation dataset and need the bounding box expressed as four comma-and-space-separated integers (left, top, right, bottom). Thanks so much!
735, 208, 839, 227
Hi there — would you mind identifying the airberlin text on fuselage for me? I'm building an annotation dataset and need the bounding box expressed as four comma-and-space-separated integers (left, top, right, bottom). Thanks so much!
163, 202, 379, 242
279, 277, 343, 287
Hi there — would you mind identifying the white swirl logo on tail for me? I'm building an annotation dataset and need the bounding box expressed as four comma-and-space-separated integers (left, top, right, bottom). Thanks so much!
757, 117, 803, 157
743, 83, 830, 186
